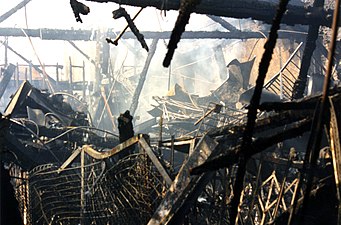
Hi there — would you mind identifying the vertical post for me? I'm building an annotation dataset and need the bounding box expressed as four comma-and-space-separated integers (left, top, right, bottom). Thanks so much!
56, 63, 59, 91
24, 171, 28, 225
29, 61, 32, 83
80, 148, 85, 225
134, 40, 137, 77
170, 134, 175, 173
4, 37, 8, 67
16, 63, 19, 87
82, 61, 86, 100
42, 63, 46, 90
168, 64, 171, 92
24, 67, 27, 81
279, 45, 284, 99
69, 57, 73, 94
158, 112, 163, 155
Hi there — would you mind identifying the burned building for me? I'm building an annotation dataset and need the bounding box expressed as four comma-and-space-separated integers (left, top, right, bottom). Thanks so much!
0, 0, 341, 224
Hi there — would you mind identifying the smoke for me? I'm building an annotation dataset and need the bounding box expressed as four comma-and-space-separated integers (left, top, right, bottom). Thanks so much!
0, 2, 270, 129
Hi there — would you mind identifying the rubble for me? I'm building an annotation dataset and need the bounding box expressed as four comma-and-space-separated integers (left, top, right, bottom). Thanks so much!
0, 0, 341, 224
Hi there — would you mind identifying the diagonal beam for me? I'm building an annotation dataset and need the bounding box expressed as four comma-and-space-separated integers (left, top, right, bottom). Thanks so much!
147, 134, 218, 225
0, 0, 32, 24
139, 137, 173, 186
67, 40, 96, 66
0, 41, 56, 85
207, 15, 239, 32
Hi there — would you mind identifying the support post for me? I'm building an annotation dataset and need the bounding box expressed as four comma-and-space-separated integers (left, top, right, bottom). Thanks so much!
291, 0, 325, 100
4, 37, 8, 66
69, 57, 73, 94
82, 61, 86, 100
24, 67, 27, 81
56, 62, 59, 90
29, 61, 32, 83
16, 63, 19, 87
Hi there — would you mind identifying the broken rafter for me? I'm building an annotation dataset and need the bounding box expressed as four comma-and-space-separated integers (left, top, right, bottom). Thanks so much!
111, 7, 149, 51
84, 0, 333, 27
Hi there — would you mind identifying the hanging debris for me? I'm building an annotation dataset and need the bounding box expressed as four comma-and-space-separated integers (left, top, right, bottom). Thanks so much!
163, 0, 201, 67
110, 7, 149, 51
70, 0, 90, 23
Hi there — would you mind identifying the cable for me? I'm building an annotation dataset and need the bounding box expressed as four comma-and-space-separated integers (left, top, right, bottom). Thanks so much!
23, 6, 54, 93
18, 118, 40, 137
9, 118, 61, 163
44, 112, 63, 126
44, 126, 119, 145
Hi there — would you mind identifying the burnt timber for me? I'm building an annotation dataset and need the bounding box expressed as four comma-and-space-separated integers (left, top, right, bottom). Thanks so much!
0, 27, 309, 40
1, 0, 341, 225
85, 0, 333, 27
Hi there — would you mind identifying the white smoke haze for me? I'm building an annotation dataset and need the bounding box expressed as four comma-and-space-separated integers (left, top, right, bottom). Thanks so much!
0, 0, 287, 126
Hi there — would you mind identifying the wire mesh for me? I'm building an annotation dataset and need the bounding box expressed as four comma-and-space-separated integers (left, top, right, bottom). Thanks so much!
28, 153, 165, 225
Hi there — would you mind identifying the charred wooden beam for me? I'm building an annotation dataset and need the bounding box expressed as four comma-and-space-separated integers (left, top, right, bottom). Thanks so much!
0, 28, 307, 40
84, 0, 333, 27
111, 7, 149, 51
163, 0, 201, 67
106, 7, 144, 46
291, 0, 325, 100
230, 0, 290, 223
291, 0, 341, 223
190, 118, 312, 175
70, 0, 90, 23
258, 86, 341, 112
207, 109, 312, 138
0, 28, 95, 40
